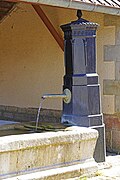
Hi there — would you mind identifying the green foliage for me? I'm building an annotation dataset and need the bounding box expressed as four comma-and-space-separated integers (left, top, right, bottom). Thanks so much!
79, 177, 87, 180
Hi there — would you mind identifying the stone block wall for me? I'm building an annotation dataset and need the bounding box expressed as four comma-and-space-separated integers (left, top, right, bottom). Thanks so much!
103, 15, 120, 153
0, 105, 61, 123
104, 114, 120, 153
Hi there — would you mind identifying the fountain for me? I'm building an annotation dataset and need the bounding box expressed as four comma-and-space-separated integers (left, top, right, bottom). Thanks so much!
0, 79, 99, 180
35, 88, 71, 131
60, 10, 106, 163
0, 10, 104, 179
40, 10, 106, 162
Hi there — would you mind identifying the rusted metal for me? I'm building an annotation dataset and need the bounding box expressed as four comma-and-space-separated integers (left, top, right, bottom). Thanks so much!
32, 4, 64, 51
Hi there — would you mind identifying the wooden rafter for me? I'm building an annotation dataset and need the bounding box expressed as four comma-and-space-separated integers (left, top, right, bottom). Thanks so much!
32, 5, 64, 51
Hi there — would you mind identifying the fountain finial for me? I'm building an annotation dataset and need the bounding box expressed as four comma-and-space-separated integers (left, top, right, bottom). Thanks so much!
77, 10, 82, 19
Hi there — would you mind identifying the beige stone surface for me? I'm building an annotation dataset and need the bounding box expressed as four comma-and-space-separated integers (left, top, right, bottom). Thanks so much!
103, 16, 120, 114
103, 80, 120, 96
104, 45, 120, 61
104, 14, 120, 27
102, 62, 115, 80
0, 127, 98, 179
0, 4, 65, 110
96, 24, 115, 114
115, 95, 120, 112
102, 95, 115, 114
115, 61, 120, 80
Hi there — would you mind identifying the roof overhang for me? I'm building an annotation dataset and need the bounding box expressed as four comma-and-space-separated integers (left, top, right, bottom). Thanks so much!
5, 0, 120, 16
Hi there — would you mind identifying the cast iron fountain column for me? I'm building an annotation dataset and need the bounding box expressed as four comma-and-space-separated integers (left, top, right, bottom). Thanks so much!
61, 11, 106, 162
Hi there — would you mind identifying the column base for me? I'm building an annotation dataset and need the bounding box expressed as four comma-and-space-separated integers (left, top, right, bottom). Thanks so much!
61, 115, 106, 163
91, 124, 106, 162
61, 114, 103, 127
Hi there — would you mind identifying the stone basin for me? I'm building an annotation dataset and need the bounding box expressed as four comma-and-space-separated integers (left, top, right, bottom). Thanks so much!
0, 124, 98, 180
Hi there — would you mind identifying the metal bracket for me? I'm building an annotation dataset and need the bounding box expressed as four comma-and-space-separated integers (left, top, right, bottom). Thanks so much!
63, 88, 71, 104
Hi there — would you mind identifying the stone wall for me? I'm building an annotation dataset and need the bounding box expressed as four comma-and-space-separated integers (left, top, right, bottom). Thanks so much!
104, 114, 120, 153
103, 15, 120, 153
0, 105, 61, 123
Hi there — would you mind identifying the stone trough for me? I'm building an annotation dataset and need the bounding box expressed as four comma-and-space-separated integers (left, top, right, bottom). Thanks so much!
0, 126, 98, 180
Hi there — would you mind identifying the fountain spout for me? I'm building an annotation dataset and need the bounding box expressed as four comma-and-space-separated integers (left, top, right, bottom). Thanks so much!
42, 88, 71, 104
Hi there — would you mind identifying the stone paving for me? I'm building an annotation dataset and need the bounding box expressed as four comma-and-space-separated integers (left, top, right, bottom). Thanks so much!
68, 153, 120, 180
90, 153, 120, 180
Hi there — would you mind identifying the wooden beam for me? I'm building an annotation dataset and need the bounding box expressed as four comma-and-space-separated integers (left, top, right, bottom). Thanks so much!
32, 4, 64, 51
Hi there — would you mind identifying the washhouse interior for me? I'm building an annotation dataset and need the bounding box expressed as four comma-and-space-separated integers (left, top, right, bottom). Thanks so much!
0, 1, 119, 164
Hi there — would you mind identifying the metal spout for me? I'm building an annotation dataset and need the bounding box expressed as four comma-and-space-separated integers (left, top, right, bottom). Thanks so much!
42, 88, 71, 104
